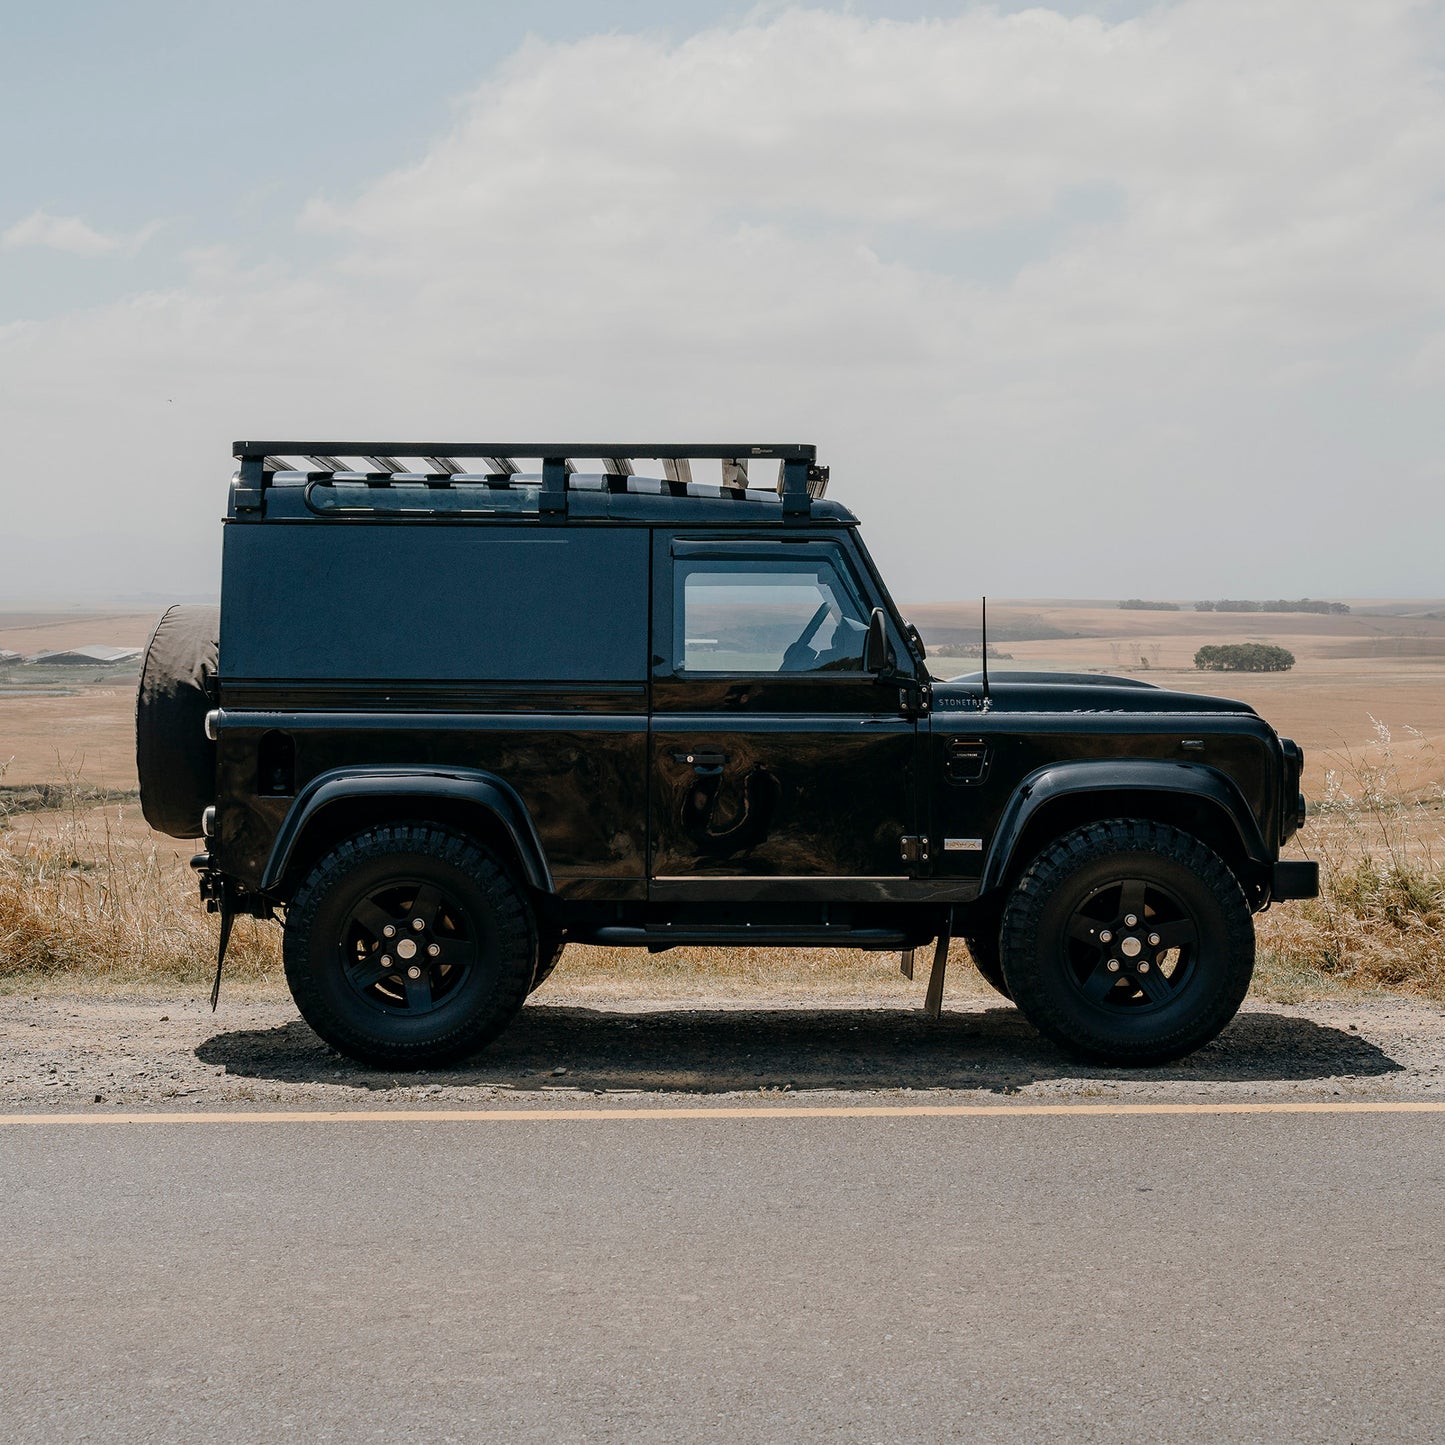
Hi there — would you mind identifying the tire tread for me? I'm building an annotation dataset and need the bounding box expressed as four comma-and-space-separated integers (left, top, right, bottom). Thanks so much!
1000, 818, 1253, 1065
283, 823, 533, 1068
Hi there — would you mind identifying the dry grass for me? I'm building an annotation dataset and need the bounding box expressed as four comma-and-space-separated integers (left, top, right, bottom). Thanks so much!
1257, 721, 1445, 996
0, 760, 280, 989
2, 732, 1442, 1004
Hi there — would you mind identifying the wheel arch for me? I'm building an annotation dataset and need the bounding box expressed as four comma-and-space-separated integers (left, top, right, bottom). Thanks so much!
262, 767, 553, 901
980, 762, 1268, 908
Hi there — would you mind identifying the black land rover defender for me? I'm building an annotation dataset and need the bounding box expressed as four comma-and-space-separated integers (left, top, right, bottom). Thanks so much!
136, 441, 1317, 1069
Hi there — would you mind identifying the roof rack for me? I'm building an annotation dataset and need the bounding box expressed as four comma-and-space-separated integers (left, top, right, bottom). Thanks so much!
232, 442, 830, 519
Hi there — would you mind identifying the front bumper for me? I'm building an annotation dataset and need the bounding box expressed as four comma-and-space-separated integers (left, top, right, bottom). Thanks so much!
1271, 860, 1320, 900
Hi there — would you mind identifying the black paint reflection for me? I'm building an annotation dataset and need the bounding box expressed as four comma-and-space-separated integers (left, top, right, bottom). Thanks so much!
680, 764, 782, 858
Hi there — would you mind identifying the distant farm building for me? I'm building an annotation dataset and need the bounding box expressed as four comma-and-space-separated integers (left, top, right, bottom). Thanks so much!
28, 645, 142, 666
0, 649, 21, 664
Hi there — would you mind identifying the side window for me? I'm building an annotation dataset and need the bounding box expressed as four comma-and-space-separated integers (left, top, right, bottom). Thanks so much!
675, 554, 870, 675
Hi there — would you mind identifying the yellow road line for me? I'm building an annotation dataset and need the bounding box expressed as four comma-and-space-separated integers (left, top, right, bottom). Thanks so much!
0, 1101, 1442, 1125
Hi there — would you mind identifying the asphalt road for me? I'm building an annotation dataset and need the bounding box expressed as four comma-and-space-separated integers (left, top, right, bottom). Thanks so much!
2, 1106, 1442, 1442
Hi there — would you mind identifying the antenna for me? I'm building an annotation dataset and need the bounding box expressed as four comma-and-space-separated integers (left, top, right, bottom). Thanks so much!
980, 595, 991, 704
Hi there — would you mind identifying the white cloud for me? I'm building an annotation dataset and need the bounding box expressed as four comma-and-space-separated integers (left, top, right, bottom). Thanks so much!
2, 0, 1444, 601
1, 210, 160, 257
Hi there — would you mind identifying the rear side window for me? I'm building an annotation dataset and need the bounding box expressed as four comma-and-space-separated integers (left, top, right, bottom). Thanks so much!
674, 554, 868, 674
221, 524, 648, 682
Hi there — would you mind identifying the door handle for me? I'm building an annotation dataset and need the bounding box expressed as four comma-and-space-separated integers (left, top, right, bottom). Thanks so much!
673, 749, 728, 774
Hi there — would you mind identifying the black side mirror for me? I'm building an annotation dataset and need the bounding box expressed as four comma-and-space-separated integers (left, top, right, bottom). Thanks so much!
863, 607, 890, 675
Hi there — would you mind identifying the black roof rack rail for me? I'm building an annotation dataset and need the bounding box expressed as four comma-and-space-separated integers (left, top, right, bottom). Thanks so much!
231, 442, 828, 518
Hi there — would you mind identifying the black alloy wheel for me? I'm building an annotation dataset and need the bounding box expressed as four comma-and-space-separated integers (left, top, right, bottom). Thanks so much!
1061, 876, 1199, 1011
999, 819, 1254, 1066
340, 880, 476, 1016
283, 823, 534, 1069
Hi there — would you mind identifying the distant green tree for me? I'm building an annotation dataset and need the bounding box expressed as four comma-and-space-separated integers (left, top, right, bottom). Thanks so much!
1194, 643, 1296, 672
1193, 598, 1349, 615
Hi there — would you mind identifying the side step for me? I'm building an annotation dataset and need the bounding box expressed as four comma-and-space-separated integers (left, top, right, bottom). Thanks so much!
588, 925, 912, 953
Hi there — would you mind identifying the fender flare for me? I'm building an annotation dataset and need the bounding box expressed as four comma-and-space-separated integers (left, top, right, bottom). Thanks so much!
979, 760, 1268, 895
261, 766, 553, 894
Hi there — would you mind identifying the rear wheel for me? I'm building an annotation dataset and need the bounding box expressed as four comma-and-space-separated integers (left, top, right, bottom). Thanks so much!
283, 823, 534, 1069
1000, 819, 1253, 1066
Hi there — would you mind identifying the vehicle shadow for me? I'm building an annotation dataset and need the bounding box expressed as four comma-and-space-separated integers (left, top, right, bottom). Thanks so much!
195, 1003, 1403, 1095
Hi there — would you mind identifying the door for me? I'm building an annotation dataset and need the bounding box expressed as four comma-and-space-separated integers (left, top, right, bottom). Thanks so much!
649, 534, 919, 900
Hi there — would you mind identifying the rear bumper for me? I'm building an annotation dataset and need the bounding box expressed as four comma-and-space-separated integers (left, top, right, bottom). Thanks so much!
1271, 860, 1320, 901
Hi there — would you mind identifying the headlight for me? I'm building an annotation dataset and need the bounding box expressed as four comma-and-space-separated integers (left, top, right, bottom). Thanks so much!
1281, 738, 1306, 834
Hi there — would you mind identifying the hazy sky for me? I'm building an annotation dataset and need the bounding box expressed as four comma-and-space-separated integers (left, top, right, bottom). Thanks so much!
3, 0, 1443, 603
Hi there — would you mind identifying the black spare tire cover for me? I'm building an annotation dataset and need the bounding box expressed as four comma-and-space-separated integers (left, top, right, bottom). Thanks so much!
135, 604, 220, 838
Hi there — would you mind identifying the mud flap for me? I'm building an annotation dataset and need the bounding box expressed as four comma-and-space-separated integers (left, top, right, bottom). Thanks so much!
209, 882, 236, 1012
923, 912, 953, 1020
900, 948, 915, 980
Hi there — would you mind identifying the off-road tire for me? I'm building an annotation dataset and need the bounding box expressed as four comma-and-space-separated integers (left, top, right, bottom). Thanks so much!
1000, 819, 1253, 1066
963, 923, 1011, 1000
530, 927, 565, 994
283, 823, 534, 1069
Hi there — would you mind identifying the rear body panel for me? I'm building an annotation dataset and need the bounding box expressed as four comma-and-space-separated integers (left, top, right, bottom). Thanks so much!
213, 702, 649, 896
215, 515, 652, 897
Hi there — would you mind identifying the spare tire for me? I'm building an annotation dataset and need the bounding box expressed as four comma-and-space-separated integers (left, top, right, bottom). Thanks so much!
135, 604, 220, 838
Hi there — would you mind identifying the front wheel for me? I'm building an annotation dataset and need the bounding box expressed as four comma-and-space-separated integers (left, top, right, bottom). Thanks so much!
999, 819, 1253, 1066
283, 823, 535, 1069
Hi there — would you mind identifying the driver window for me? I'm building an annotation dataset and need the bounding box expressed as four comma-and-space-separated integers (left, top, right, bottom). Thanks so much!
676, 557, 869, 674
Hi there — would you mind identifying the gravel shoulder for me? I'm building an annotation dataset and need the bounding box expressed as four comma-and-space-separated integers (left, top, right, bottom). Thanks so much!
2, 975, 1443, 1109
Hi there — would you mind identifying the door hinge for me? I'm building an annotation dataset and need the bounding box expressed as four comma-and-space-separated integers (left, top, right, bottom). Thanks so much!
900, 835, 930, 863
898, 682, 931, 719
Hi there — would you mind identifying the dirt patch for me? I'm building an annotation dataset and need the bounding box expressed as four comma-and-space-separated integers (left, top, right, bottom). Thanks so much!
0, 783, 137, 816
0, 686, 143, 788
2, 986, 1440, 1110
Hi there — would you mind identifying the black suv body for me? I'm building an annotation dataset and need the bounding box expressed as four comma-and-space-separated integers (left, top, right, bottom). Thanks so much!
160, 441, 1316, 1068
